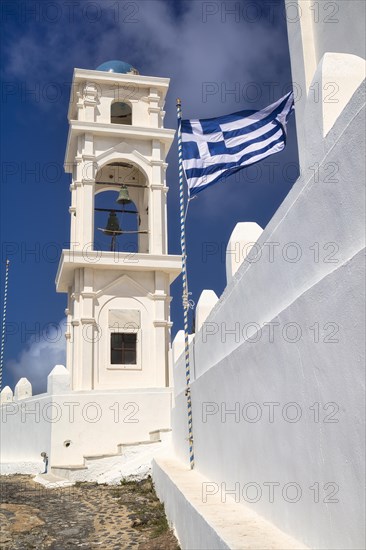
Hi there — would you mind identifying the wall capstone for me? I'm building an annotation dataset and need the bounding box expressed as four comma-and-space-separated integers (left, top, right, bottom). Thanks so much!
196, 290, 219, 332
47, 365, 71, 395
14, 378, 32, 401
226, 222, 263, 284
0, 386, 13, 404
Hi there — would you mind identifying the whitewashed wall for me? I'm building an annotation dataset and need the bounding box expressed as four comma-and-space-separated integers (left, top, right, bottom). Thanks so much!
1, 393, 53, 464
170, 80, 365, 550
1, 367, 172, 467
285, 0, 365, 172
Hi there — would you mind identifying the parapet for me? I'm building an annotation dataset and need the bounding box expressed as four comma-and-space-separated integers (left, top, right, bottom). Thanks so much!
0, 386, 13, 404
226, 222, 263, 284
47, 365, 71, 394
14, 378, 32, 400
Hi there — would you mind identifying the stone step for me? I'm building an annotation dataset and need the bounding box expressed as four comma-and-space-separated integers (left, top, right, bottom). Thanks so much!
117, 440, 159, 453
51, 465, 88, 479
34, 472, 74, 488
149, 428, 172, 442
52, 464, 87, 470
84, 452, 120, 461
51, 434, 168, 480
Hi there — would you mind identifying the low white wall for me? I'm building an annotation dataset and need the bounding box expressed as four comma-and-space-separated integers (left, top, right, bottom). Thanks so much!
1, 388, 172, 467
153, 455, 307, 550
152, 457, 231, 550
173, 250, 365, 549
170, 84, 365, 550
0, 393, 52, 463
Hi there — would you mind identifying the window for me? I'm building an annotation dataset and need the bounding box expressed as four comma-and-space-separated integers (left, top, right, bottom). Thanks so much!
110, 333, 137, 365
111, 102, 132, 125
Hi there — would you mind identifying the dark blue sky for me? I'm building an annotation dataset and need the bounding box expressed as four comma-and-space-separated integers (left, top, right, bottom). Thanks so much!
0, 0, 298, 392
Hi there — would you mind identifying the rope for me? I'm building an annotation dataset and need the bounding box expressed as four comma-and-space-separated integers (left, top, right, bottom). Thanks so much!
0, 259, 10, 392
176, 98, 195, 469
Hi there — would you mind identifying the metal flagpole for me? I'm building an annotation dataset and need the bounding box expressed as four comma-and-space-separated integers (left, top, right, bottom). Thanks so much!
0, 259, 10, 392
176, 98, 195, 469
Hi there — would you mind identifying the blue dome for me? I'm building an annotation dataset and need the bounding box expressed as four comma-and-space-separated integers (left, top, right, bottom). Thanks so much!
96, 60, 138, 74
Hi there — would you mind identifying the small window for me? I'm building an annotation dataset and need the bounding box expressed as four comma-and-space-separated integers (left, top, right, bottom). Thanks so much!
111, 333, 137, 364
111, 102, 132, 125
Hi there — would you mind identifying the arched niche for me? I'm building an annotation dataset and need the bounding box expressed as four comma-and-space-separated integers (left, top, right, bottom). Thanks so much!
94, 161, 149, 253
111, 101, 132, 125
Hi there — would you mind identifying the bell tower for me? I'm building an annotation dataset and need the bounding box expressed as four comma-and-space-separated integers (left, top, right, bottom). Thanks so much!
56, 60, 181, 391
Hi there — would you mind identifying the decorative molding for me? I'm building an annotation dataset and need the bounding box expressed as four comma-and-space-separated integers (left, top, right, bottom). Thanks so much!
132, 149, 153, 168
153, 320, 169, 327
80, 317, 97, 325
81, 178, 95, 186
151, 184, 169, 192
95, 273, 154, 300
81, 292, 96, 299
81, 154, 96, 162
151, 293, 167, 301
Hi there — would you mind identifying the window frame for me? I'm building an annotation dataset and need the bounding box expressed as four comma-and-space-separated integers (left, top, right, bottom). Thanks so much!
110, 332, 137, 366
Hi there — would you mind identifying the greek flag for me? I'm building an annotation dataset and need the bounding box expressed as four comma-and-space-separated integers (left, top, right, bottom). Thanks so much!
181, 92, 294, 196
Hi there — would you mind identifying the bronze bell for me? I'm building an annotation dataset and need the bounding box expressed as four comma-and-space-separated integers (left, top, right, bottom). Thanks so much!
103, 211, 121, 234
116, 185, 131, 205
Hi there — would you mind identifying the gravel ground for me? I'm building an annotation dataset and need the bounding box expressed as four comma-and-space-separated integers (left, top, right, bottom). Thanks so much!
0, 475, 179, 549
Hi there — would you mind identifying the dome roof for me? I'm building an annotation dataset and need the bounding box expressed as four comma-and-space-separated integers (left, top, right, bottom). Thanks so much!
96, 60, 138, 74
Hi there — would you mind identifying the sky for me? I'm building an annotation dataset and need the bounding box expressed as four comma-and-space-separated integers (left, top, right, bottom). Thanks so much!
0, 0, 298, 393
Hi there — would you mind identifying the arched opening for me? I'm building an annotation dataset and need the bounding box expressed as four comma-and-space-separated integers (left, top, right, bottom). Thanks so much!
94, 190, 139, 253
94, 161, 149, 253
111, 101, 132, 125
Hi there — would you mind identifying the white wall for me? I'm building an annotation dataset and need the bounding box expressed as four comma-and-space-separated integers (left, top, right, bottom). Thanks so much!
285, 0, 365, 172
170, 81, 365, 549
1, 393, 52, 463
1, 386, 172, 467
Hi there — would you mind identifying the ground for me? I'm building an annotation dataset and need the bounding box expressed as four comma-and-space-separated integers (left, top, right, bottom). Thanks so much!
0, 475, 179, 549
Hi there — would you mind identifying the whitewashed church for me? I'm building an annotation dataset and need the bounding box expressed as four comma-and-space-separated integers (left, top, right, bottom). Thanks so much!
1, 61, 182, 469
1, 1, 365, 549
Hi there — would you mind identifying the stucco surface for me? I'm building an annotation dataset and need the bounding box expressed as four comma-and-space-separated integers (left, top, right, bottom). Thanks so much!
169, 83, 365, 549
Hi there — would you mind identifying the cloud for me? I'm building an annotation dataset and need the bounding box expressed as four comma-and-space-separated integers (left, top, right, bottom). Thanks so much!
3, 0, 289, 116
7, 319, 66, 395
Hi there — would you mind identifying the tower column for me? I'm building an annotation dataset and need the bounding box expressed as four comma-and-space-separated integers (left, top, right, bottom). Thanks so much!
153, 272, 170, 386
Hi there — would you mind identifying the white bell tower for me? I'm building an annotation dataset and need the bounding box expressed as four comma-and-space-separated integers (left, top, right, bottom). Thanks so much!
56, 60, 181, 392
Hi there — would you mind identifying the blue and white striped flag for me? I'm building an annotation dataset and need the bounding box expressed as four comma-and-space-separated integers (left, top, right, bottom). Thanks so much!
181, 92, 294, 196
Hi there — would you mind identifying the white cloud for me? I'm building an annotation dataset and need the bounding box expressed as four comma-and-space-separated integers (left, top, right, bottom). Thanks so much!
4, 0, 288, 117
8, 319, 66, 395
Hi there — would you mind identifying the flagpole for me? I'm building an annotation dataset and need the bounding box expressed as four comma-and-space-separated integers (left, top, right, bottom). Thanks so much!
0, 259, 10, 392
176, 98, 194, 470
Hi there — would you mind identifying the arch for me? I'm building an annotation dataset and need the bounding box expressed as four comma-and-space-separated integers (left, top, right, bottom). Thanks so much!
93, 160, 149, 253
95, 154, 150, 187
111, 100, 132, 125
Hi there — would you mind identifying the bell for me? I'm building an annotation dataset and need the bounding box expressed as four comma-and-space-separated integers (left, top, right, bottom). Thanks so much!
116, 185, 131, 205
103, 211, 121, 234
